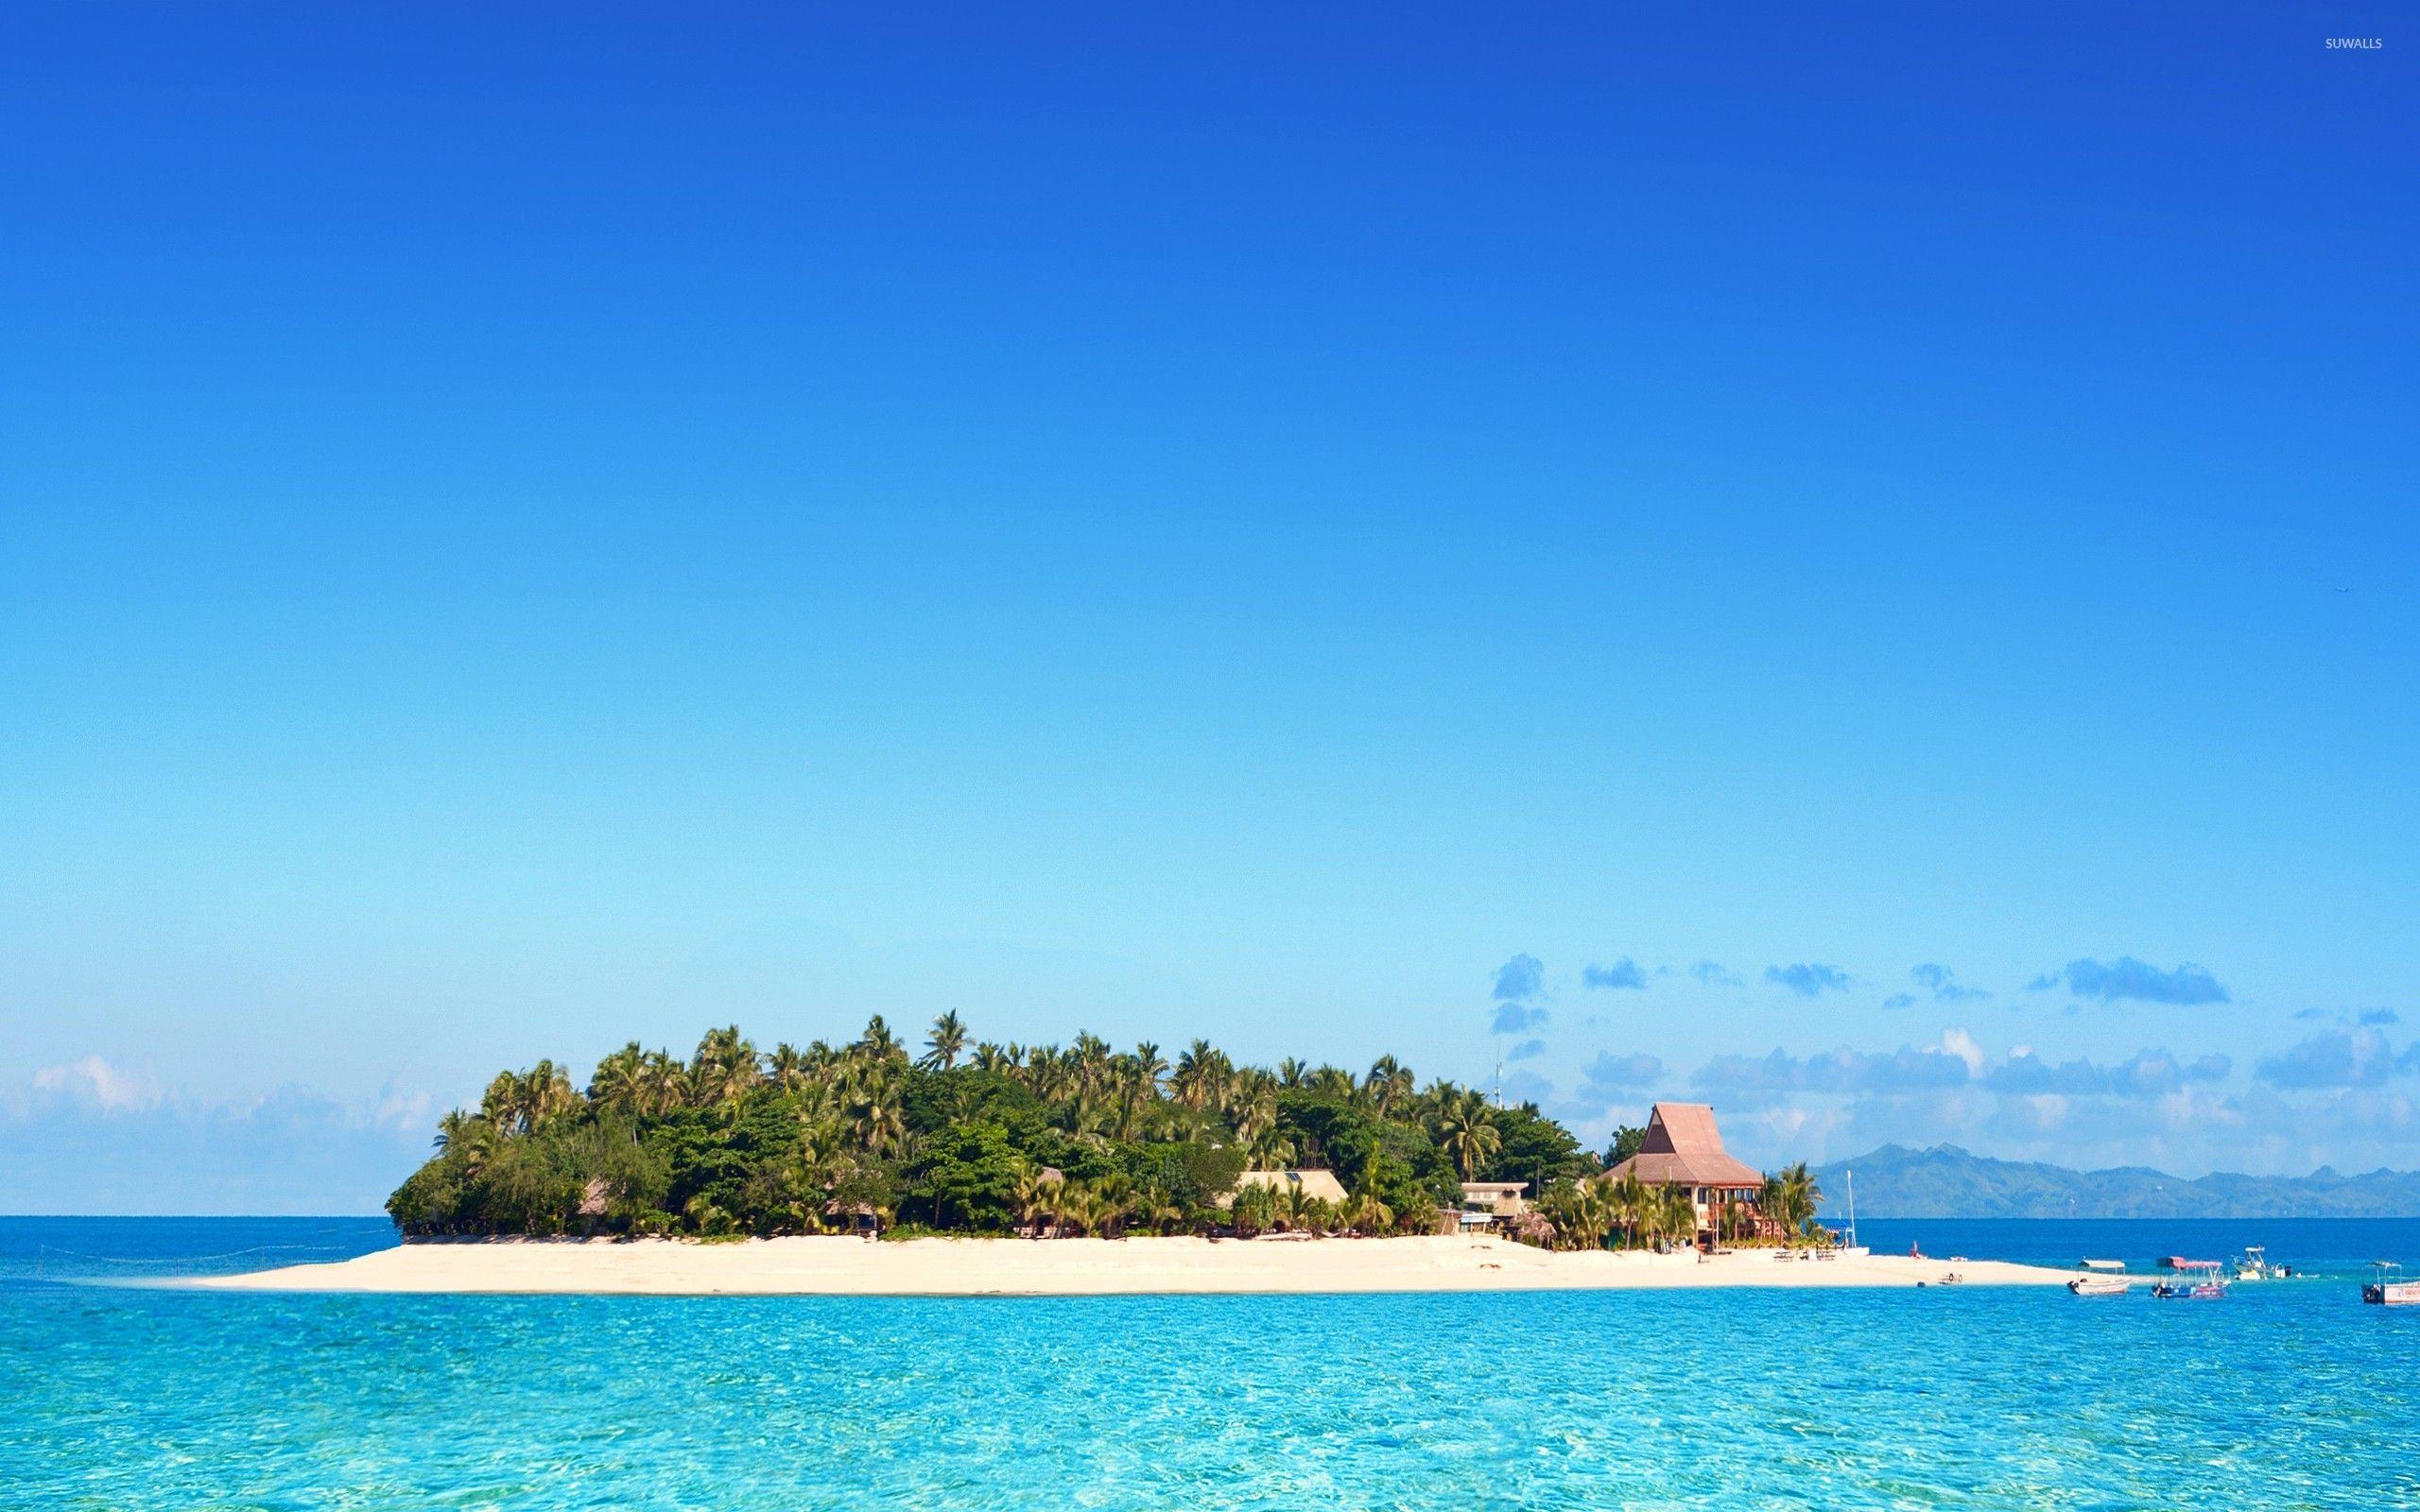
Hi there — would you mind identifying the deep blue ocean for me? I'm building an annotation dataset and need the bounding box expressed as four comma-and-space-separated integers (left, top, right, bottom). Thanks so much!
5, 1216, 2416, 1509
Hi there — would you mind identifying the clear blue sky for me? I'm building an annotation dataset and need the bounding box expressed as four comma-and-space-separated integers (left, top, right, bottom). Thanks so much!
3, 3, 2412, 1210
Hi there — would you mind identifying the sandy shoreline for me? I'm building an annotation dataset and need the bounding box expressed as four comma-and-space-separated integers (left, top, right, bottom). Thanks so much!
185, 1235, 2070, 1297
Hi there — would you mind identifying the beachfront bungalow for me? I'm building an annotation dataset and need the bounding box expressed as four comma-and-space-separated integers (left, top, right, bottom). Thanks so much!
1601, 1102, 1769, 1250
1226, 1169, 1349, 1206
1460, 1180, 1529, 1217
1452, 1179, 1530, 1233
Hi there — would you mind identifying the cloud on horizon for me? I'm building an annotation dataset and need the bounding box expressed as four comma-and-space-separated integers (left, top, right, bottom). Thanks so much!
2254, 1027, 2420, 1091
1658, 1025, 2420, 1178
1695, 1038, 1978, 1097
1765, 963, 1851, 998
1690, 961, 1743, 988
4, 1057, 429, 1214
1983, 1047, 2232, 1099
2028, 956, 2228, 1005
1582, 958, 1648, 990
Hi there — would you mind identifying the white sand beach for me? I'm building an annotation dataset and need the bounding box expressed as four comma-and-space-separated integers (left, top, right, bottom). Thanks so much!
190, 1235, 2070, 1297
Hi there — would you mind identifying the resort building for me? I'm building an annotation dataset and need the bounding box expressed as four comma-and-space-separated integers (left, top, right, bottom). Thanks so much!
1459, 1180, 1529, 1217
1601, 1102, 1769, 1249
1227, 1168, 1349, 1206
1453, 1179, 1530, 1233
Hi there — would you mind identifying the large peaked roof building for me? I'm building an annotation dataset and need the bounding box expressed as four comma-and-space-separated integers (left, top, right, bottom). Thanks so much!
1604, 1102, 1765, 1191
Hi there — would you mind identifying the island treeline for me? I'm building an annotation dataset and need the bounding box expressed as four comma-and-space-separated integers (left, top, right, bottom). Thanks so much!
389, 1015, 1600, 1239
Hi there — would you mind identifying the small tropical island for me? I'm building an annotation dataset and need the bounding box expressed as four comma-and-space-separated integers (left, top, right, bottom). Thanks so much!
383, 1015, 1824, 1247
197, 1017, 2068, 1295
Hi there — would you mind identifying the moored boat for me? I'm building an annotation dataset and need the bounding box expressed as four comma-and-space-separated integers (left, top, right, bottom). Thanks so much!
2363, 1262, 2417, 1305
2068, 1273, 2131, 1297
2152, 1260, 2226, 1299
2233, 1246, 2294, 1281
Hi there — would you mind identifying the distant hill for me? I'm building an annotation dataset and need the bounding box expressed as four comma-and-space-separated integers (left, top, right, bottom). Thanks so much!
1811, 1143, 2420, 1219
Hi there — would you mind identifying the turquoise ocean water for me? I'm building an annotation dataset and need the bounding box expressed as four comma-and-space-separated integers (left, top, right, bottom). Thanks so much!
5, 1216, 2417, 1509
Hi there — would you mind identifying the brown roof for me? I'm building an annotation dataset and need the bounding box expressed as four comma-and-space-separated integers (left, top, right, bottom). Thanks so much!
1228, 1169, 1350, 1205
1605, 1103, 1765, 1189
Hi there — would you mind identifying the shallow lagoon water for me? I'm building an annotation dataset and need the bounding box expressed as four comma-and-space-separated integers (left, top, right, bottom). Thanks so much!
5, 1218, 2416, 1509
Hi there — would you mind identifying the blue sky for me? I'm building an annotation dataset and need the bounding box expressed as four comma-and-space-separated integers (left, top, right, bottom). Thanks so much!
4, 4, 2413, 1211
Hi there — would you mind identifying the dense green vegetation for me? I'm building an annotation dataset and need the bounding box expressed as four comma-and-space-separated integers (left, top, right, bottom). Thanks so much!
1531, 1164, 1825, 1251
388, 1015, 1600, 1239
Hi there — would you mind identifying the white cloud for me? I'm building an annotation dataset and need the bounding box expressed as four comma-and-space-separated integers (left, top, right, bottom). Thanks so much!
31, 1056, 163, 1113
1933, 1028, 1986, 1076
6, 1060, 434, 1213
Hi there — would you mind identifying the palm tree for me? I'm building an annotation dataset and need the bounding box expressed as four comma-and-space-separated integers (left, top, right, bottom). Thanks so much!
768, 1042, 811, 1091
1139, 1190, 1187, 1235
479, 1071, 525, 1132
1535, 1179, 1598, 1250
587, 1043, 648, 1111
1132, 1041, 1167, 1094
1607, 1172, 1651, 1248
1279, 1184, 1322, 1233
1091, 1172, 1134, 1238
636, 1049, 686, 1114
1307, 1065, 1355, 1099
433, 1108, 495, 1172
1363, 1056, 1413, 1118
851, 1075, 907, 1161
1229, 1182, 1277, 1238
922, 1011, 968, 1071
691, 1026, 762, 1104
527, 1060, 579, 1125
1171, 1040, 1229, 1109
1655, 1185, 1699, 1249
1345, 1186, 1394, 1236
1772, 1162, 1821, 1241
1013, 1165, 1062, 1237
1434, 1090, 1502, 1181
855, 1015, 901, 1064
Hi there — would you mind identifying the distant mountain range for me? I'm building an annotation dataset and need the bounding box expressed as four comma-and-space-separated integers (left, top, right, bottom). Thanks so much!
1810, 1143, 2420, 1219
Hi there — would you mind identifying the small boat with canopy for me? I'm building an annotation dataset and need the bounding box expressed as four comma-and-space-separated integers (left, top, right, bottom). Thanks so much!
2068, 1258, 2130, 1297
2363, 1262, 2418, 1306
2152, 1259, 2226, 1299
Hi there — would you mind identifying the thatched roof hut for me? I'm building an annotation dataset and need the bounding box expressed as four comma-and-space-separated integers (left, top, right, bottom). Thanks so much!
1225, 1168, 1349, 1206
1602, 1103, 1765, 1192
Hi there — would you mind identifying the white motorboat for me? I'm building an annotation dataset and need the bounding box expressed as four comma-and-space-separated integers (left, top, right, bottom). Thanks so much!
2070, 1260, 2130, 1296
